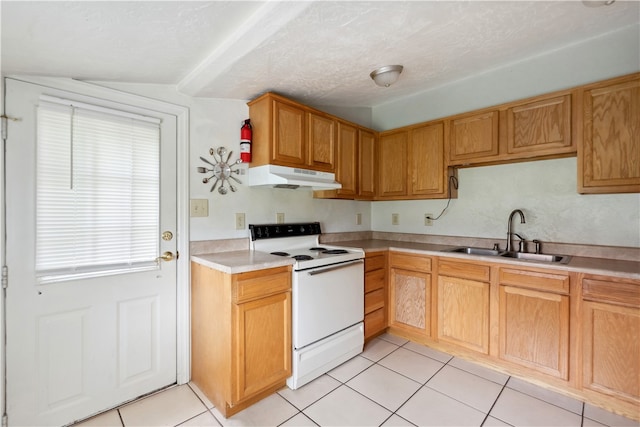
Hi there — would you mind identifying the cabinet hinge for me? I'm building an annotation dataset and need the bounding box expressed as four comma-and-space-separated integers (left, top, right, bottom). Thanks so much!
2, 265, 8, 289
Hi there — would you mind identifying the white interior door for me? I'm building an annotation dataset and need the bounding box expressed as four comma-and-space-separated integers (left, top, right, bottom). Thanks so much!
5, 78, 179, 426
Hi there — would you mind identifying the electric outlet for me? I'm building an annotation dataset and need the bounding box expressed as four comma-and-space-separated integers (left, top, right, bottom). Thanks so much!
392, 213, 399, 225
276, 213, 285, 224
235, 213, 245, 230
190, 199, 209, 217
356, 213, 362, 225
425, 213, 433, 226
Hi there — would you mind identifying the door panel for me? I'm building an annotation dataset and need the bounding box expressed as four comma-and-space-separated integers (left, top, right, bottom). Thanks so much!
5, 78, 178, 426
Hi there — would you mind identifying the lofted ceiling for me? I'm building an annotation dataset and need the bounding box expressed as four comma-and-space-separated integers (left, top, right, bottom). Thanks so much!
1, 1, 638, 108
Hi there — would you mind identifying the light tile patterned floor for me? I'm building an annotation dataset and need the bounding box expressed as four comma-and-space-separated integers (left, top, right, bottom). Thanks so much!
76, 334, 639, 427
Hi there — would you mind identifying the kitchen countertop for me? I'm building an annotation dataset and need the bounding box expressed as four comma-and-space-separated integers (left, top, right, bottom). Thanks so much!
191, 239, 640, 280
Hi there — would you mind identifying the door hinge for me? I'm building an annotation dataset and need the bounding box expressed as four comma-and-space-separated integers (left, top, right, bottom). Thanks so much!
2, 265, 8, 289
2, 413, 8, 427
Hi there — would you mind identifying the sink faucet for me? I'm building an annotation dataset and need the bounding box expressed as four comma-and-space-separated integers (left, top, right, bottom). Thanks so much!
506, 209, 526, 252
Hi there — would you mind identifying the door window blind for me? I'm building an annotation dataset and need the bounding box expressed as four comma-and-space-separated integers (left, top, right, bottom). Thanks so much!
36, 97, 161, 282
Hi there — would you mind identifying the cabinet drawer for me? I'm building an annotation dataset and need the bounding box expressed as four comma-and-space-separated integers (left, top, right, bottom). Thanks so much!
583, 278, 640, 308
365, 253, 386, 272
365, 288, 385, 314
365, 269, 386, 293
233, 267, 291, 303
499, 267, 569, 294
439, 259, 490, 282
390, 252, 431, 272
364, 307, 386, 339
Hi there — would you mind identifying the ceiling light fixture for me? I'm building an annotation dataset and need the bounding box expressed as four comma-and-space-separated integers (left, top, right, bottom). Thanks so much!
370, 65, 404, 87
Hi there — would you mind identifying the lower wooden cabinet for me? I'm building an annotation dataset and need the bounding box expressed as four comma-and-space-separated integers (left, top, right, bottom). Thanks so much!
498, 267, 570, 379
190, 262, 292, 417
582, 275, 640, 405
388, 252, 432, 338
364, 252, 387, 340
437, 259, 491, 354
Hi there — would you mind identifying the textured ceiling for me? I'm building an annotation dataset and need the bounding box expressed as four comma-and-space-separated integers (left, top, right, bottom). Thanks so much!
2, 1, 638, 108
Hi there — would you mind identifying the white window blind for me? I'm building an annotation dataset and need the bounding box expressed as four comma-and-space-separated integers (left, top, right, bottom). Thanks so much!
36, 97, 161, 281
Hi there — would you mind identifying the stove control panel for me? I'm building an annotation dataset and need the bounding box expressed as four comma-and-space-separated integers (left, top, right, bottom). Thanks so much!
249, 222, 322, 240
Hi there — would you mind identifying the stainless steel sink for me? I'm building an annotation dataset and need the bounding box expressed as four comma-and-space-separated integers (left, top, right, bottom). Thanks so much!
446, 247, 503, 256
500, 251, 571, 264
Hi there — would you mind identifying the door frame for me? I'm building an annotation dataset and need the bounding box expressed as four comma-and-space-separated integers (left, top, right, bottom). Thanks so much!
0, 75, 191, 420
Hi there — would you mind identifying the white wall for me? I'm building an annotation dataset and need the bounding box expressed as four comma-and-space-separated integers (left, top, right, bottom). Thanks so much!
370, 24, 640, 248
90, 82, 371, 241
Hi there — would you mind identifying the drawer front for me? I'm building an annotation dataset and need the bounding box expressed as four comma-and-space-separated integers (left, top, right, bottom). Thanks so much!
364, 307, 386, 339
365, 253, 386, 272
365, 288, 385, 314
439, 259, 490, 282
390, 252, 431, 273
365, 269, 386, 293
233, 268, 292, 303
499, 267, 569, 294
583, 278, 640, 308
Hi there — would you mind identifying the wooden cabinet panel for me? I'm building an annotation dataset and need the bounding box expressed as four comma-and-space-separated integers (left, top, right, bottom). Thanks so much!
390, 268, 431, 336
438, 275, 490, 354
365, 253, 386, 273
358, 129, 376, 198
378, 131, 408, 197
335, 122, 358, 197
438, 259, 490, 282
583, 300, 640, 402
499, 285, 569, 379
307, 112, 335, 172
364, 268, 385, 293
365, 308, 386, 340
410, 122, 446, 196
233, 267, 292, 303
507, 94, 573, 155
390, 252, 432, 273
579, 75, 640, 194
233, 291, 291, 402
449, 111, 499, 163
364, 253, 387, 340
273, 100, 306, 166
365, 288, 385, 314
499, 267, 569, 294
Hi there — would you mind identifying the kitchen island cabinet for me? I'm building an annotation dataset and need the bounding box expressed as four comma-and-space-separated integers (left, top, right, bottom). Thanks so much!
437, 258, 492, 354
498, 266, 570, 380
190, 262, 292, 418
581, 274, 640, 407
388, 252, 433, 340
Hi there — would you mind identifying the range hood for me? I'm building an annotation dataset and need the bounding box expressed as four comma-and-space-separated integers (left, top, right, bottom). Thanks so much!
247, 165, 342, 189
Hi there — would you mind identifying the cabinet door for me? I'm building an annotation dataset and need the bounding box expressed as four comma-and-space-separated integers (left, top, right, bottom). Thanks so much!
499, 286, 569, 379
389, 267, 430, 337
449, 111, 499, 163
307, 112, 335, 172
336, 122, 358, 197
438, 276, 489, 354
507, 94, 573, 156
273, 100, 306, 167
358, 129, 376, 198
579, 77, 640, 194
409, 122, 445, 196
378, 131, 408, 198
233, 291, 291, 402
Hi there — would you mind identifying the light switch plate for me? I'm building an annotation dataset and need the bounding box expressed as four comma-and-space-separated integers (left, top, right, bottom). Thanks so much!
392, 213, 399, 225
190, 199, 209, 217
235, 213, 246, 230
276, 213, 285, 224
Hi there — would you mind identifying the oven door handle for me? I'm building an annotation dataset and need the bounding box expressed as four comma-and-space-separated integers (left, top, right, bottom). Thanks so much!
307, 259, 364, 276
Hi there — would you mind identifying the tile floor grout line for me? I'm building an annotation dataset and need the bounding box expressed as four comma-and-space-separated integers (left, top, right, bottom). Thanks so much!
117, 408, 125, 427
503, 376, 587, 418
478, 378, 510, 427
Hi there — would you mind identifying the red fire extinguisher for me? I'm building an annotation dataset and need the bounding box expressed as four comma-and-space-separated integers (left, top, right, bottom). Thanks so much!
240, 119, 252, 163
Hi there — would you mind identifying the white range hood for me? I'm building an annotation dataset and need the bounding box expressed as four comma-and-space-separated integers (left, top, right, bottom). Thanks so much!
247, 164, 342, 190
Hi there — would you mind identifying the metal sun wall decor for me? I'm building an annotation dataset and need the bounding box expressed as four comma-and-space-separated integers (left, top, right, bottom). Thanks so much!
198, 147, 243, 195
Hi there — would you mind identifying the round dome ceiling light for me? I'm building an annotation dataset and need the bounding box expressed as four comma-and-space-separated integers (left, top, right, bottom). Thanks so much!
370, 65, 404, 87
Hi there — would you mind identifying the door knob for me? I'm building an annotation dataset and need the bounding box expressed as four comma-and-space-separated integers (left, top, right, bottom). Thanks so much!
156, 251, 175, 262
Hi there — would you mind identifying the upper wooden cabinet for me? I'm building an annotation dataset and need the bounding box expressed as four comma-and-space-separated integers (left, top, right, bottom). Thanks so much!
578, 73, 640, 194
248, 93, 336, 172
334, 122, 358, 198
449, 110, 500, 163
358, 129, 376, 198
448, 91, 575, 167
378, 122, 455, 200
